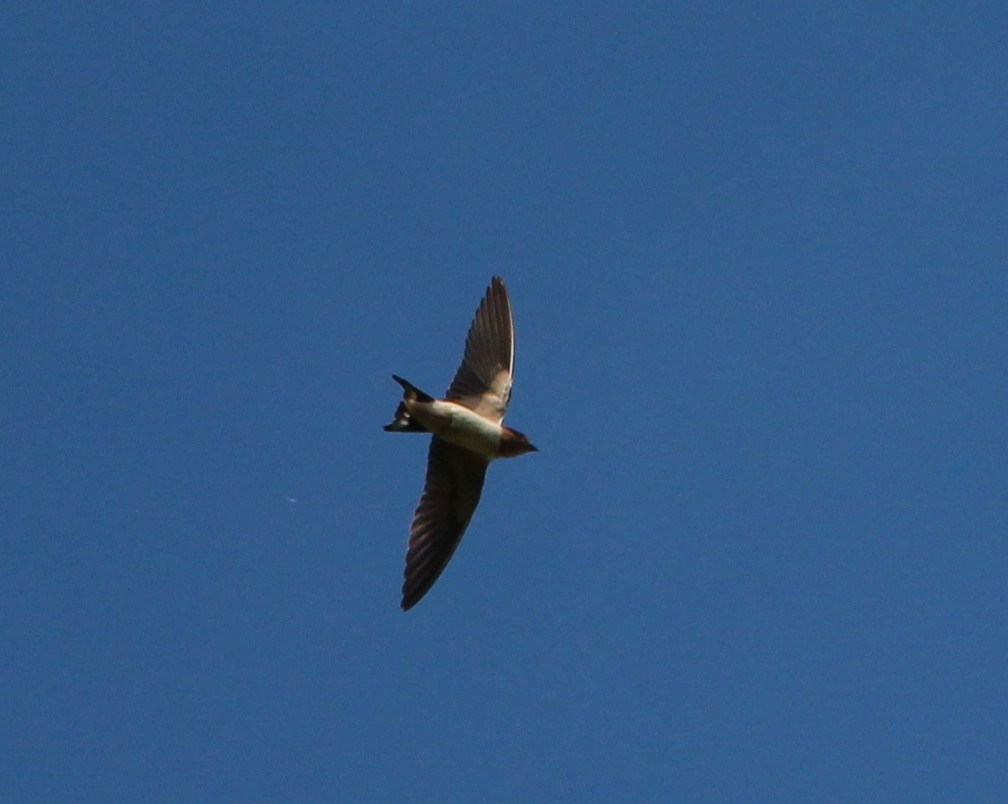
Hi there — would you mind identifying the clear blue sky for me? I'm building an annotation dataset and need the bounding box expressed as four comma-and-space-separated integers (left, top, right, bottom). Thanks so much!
3, 4, 1006, 800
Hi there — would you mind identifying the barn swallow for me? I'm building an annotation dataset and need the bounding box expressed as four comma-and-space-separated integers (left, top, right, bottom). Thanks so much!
385, 276, 537, 610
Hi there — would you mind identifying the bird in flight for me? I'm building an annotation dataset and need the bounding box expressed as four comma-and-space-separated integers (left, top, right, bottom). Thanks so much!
385, 276, 537, 610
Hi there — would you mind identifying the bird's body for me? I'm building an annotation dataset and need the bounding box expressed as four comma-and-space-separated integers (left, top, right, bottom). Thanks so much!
404, 398, 505, 457
385, 277, 536, 610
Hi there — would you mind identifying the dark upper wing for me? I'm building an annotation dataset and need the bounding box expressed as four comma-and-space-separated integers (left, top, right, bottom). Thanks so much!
401, 437, 489, 611
445, 276, 515, 424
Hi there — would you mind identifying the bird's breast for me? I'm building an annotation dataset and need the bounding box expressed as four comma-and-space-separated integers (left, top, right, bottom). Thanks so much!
411, 400, 502, 458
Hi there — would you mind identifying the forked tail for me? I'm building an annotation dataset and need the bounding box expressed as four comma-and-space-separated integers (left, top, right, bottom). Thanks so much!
383, 375, 433, 432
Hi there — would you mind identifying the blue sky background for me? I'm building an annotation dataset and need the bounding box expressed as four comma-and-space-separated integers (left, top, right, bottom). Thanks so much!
3, 4, 1007, 800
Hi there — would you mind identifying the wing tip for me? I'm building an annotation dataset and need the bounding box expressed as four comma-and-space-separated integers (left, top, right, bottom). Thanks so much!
400, 581, 428, 611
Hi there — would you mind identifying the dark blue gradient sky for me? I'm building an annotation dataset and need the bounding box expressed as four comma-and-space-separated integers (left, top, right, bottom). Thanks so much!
3, 5, 1006, 800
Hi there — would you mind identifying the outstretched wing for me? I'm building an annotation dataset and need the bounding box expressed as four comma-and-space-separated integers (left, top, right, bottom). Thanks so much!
401, 437, 489, 610
445, 276, 515, 424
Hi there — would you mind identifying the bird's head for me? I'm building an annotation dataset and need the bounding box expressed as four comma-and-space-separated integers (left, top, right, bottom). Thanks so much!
499, 426, 538, 458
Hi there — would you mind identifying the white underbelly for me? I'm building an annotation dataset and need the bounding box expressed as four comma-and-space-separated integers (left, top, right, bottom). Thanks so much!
416, 400, 502, 458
